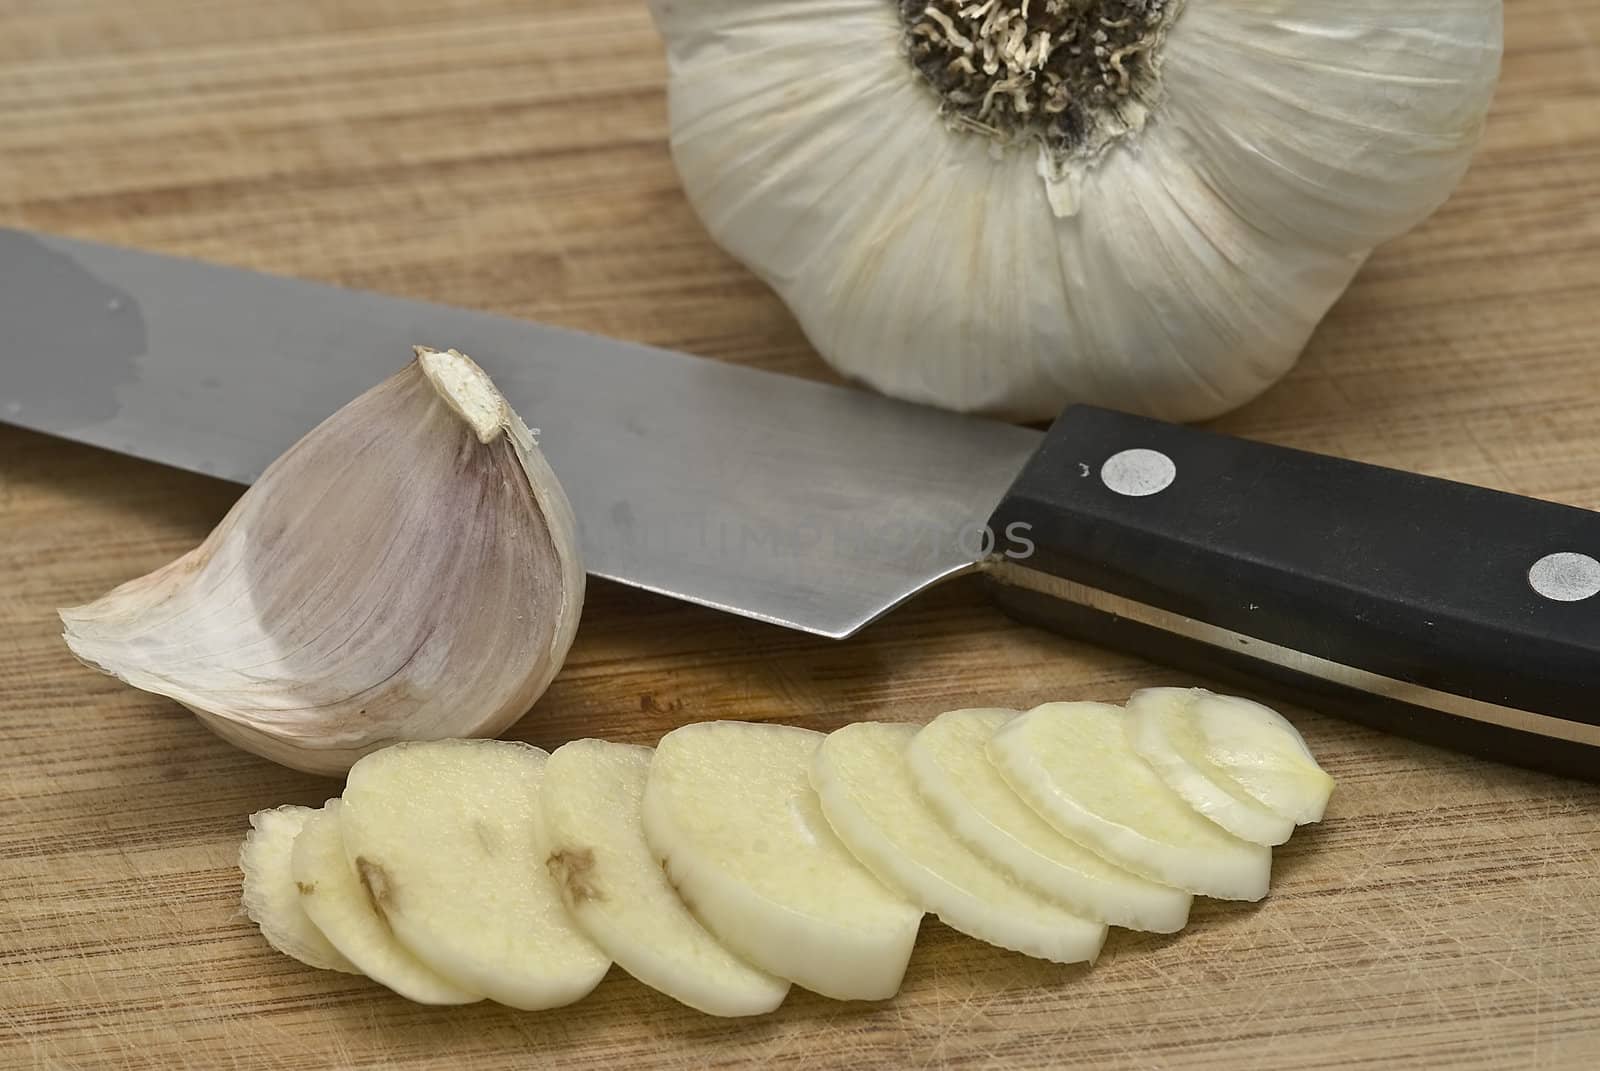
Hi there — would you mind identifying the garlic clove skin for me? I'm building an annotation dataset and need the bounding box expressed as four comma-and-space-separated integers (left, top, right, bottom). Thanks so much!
60, 347, 583, 775
652, 0, 1502, 422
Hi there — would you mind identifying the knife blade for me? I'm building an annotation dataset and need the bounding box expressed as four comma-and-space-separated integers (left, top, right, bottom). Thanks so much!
4, 227, 1598, 779
0, 227, 1041, 639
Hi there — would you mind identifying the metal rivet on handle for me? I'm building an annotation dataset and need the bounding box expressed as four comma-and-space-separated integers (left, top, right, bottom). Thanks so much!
1528, 552, 1600, 602
1100, 448, 1176, 498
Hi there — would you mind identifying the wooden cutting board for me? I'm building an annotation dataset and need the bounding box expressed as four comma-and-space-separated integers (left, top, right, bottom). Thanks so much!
3, 2, 1598, 1067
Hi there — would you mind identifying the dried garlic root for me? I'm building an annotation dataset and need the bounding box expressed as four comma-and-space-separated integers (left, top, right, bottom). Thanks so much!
240, 689, 1333, 1011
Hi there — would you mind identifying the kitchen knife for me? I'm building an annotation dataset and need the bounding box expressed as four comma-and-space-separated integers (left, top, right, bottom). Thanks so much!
3, 228, 1597, 779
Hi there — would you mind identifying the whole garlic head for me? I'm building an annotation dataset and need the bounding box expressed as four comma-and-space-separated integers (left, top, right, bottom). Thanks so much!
652, 0, 1503, 421
59, 347, 584, 775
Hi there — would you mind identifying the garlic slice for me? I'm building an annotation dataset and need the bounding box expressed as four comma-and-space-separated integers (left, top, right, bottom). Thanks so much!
291, 801, 483, 1005
1127, 687, 1335, 827
907, 709, 1192, 933
989, 701, 1271, 900
239, 804, 360, 973
59, 347, 583, 775
812, 721, 1107, 965
640, 721, 923, 1001
540, 739, 789, 1017
338, 739, 612, 1011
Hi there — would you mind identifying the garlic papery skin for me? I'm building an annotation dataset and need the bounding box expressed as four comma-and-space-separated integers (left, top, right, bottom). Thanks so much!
651, 0, 1503, 422
59, 347, 584, 775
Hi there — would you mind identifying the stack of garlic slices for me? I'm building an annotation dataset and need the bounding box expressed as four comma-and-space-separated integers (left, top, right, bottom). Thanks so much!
240, 687, 1334, 1016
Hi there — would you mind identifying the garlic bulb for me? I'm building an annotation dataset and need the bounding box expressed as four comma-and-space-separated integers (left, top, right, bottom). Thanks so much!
60, 347, 584, 775
652, 0, 1503, 421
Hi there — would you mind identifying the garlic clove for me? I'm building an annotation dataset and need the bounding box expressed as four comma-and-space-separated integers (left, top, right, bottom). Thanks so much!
59, 346, 583, 775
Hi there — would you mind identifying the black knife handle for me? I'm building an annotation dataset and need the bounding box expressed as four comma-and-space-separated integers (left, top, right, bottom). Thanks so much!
983, 406, 1600, 780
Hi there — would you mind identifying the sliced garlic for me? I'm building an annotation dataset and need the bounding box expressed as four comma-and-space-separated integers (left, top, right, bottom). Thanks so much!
59, 347, 583, 775
241, 701, 1337, 1005
989, 701, 1271, 900
290, 801, 483, 1005
640, 721, 923, 1001
907, 709, 1192, 933
541, 739, 789, 1017
652, 0, 1502, 420
338, 739, 612, 1011
812, 721, 1106, 965
239, 804, 360, 974
1127, 687, 1335, 827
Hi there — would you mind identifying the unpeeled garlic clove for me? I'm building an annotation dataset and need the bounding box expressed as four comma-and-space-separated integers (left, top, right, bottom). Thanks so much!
59, 346, 584, 775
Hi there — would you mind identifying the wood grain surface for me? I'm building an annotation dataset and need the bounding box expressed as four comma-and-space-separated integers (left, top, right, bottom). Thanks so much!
3, 1, 1599, 1068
